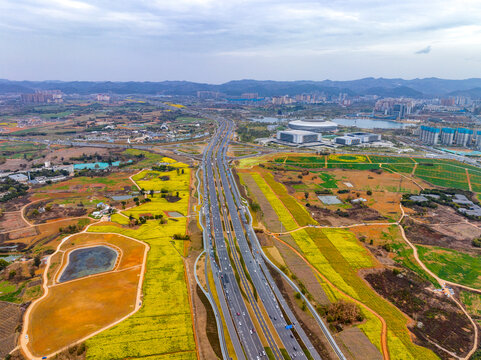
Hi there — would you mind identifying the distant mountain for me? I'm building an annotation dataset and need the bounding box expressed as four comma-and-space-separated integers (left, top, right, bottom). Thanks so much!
364, 86, 424, 98
448, 87, 481, 98
1, 78, 481, 98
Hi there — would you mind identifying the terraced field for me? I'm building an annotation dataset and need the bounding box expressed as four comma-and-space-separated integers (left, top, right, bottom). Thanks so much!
85, 159, 196, 360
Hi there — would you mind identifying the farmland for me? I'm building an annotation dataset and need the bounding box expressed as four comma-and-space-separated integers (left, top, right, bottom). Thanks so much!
239, 168, 438, 359
417, 245, 481, 289
267, 153, 481, 192
85, 157, 196, 360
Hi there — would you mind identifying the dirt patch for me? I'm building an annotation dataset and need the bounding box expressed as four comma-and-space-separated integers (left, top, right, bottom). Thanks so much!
0, 195, 31, 212
0, 212, 30, 233
0, 301, 24, 358
365, 269, 474, 359
402, 218, 481, 254
309, 203, 384, 226
336, 327, 382, 360
196, 285, 222, 359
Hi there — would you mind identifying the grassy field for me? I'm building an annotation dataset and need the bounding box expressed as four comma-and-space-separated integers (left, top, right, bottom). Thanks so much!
417, 245, 481, 289
245, 168, 438, 360
85, 158, 196, 360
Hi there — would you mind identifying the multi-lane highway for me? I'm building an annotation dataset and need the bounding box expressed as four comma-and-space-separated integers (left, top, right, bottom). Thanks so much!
199, 115, 345, 360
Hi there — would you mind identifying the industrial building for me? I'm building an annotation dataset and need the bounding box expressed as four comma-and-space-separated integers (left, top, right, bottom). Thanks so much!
454, 128, 473, 147
440, 128, 455, 145
288, 120, 338, 133
420, 126, 440, 145
276, 129, 321, 144
335, 136, 361, 146
345, 132, 381, 143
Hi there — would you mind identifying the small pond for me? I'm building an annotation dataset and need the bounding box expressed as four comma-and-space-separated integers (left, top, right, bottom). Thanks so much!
59, 245, 118, 283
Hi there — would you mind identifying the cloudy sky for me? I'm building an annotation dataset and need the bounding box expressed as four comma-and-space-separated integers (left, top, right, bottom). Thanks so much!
1, 0, 480, 82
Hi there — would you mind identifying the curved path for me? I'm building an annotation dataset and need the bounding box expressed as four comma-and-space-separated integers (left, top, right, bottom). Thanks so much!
19, 222, 150, 360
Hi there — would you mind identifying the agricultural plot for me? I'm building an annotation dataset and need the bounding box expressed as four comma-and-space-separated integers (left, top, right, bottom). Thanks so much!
246, 167, 438, 360
124, 149, 176, 168
25, 233, 146, 357
85, 158, 195, 360
417, 245, 481, 289
369, 155, 415, 174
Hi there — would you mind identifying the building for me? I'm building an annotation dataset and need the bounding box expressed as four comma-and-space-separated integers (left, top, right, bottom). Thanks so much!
96, 94, 111, 102
288, 120, 338, 133
475, 131, 481, 149
277, 130, 321, 144
345, 132, 381, 143
440, 128, 455, 145
335, 136, 361, 146
8, 174, 28, 183
454, 128, 473, 146
420, 126, 440, 145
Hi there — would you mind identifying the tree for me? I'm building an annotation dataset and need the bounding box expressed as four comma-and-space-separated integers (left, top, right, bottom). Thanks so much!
149, 190, 154, 197
176, 191, 180, 198
34, 255, 41, 267
0, 259, 8, 271
121, 201, 126, 209
304, 191, 309, 200
367, 190, 372, 196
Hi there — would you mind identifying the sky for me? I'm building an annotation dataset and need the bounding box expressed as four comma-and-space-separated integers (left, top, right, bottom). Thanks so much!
1, 0, 481, 83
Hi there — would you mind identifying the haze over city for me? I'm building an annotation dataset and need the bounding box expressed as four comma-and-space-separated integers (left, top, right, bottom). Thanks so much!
1, 0, 481, 82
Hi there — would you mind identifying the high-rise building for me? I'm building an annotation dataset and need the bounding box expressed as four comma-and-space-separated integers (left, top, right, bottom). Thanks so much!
420, 126, 440, 145
475, 131, 481, 149
440, 128, 455, 145
455, 128, 473, 147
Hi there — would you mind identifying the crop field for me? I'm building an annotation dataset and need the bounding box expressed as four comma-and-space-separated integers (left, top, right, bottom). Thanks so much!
26, 233, 146, 357
272, 153, 481, 193
39, 172, 134, 193
417, 245, 481, 289
132, 168, 190, 192
244, 167, 438, 360
318, 172, 338, 188
124, 149, 175, 168
85, 158, 195, 360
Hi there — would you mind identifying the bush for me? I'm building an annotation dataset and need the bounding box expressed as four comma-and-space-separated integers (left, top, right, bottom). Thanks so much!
472, 238, 481, 248
367, 190, 372, 195
325, 300, 363, 324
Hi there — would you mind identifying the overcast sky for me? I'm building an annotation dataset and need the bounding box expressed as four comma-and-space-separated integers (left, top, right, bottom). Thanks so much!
1, 0, 480, 82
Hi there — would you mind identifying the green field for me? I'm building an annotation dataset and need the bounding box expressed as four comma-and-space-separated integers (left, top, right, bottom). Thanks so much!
86, 158, 195, 360
318, 172, 338, 188
417, 245, 481, 289
275, 154, 481, 192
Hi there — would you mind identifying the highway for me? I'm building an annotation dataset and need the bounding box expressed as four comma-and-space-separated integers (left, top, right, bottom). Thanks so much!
199, 116, 335, 359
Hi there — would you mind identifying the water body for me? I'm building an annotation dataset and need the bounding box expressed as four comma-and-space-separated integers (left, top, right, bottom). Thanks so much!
74, 161, 121, 170
249, 117, 286, 123
59, 246, 118, 283
332, 118, 416, 129
111, 195, 133, 201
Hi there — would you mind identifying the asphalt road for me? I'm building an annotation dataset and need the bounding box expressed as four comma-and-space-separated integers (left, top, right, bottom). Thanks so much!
201, 117, 325, 360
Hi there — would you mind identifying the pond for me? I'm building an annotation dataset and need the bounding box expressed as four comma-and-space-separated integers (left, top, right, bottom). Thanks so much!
59, 245, 118, 283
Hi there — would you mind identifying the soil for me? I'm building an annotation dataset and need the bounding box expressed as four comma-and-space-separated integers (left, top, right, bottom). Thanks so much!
0, 212, 30, 233
309, 204, 384, 226
0, 195, 31, 212
196, 285, 222, 359
365, 269, 474, 359
25, 201, 87, 224
165, 195, 181, 203
402, 218, 481, 254
0, 301, 24, 358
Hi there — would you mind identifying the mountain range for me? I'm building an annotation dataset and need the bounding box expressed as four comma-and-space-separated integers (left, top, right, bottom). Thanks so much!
1, 78, 481, 98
